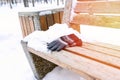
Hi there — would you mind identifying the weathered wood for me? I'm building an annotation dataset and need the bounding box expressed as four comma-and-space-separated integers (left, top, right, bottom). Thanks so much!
29, 16, 35, 33
33, 12, 41, 30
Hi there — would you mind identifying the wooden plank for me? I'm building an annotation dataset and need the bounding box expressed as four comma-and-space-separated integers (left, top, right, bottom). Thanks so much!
74, 1, 120, 14
90, 42, 120, 51
46, 14, 54, 28
21, 16, 28, 37
39, 15, 48, 31
70, 14, 120, 28
24, 16, 31, 35
19, 16, 26, 37
29, 16, 35, 33
53, 12, 60, 23
83, 42, 120, 58
59, 11, 63, 23
19, 16, 35, 37
65, 46, 120, 69
28, 47, 120, 80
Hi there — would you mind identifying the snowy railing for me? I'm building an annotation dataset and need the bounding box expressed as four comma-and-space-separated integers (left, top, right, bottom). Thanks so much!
18, 6, 64, 37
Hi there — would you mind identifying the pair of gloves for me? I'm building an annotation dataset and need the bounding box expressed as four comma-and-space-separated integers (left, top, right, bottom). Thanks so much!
47, 34, 82, 51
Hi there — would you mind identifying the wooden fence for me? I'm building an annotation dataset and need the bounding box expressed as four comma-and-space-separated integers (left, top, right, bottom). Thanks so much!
19, 8, 64, 37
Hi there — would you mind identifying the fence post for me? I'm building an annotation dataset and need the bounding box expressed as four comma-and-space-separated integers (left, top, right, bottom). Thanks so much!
33, 12, 41, 30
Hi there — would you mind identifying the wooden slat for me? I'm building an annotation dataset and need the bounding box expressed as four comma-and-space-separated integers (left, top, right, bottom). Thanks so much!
59, 11, 63, 23
39, 15, 48, 31
25, 16, 31, 35
53, 12, 60, 23
46, 14, 54, 27
29, 16, 35, 33
19, 14, 36, 37
70, 14, 120, 28
74, 1, 120, 14
28, 47, 120, 80
83, 42, 120, 58
21, 16, 28, 37
19, 16, 26, 37
90, 42, 120, 51
65, 46, 120, 69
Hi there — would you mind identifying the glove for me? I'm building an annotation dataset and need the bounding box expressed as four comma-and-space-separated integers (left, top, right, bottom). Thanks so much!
47, 34, 82, 51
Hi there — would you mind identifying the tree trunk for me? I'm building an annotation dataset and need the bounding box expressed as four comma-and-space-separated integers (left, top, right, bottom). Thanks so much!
57, 0, 59, 5
32, 0, 35, 7
23, 0, 29, 7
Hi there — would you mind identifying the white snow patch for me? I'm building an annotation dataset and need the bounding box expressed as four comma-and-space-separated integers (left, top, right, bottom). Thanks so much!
43, 66, 86, 80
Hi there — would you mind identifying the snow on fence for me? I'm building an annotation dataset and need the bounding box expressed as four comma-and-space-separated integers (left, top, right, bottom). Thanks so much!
19, 7, 64, 37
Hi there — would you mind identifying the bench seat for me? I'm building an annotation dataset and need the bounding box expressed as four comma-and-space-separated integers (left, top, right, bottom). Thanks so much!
26, 41, 120, 80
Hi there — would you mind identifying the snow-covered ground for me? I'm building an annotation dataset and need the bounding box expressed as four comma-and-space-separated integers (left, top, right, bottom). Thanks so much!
0, 5, 37, 80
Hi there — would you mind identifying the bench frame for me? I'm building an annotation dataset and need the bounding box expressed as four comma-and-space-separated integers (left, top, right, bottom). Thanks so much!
21, 0, 120, 80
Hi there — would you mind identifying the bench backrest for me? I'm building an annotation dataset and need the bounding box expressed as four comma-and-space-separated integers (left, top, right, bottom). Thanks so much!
62, 0, 120, 32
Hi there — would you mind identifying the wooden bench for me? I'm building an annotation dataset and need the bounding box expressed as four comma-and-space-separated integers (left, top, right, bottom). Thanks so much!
21, 0, 120, 80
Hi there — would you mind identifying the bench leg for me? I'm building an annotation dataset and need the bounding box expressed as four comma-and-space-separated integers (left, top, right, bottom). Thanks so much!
21, 40, 40, 80
21, 40, 56, 80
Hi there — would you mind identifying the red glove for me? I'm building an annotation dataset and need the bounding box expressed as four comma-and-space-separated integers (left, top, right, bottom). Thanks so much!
47, 34, 82, 51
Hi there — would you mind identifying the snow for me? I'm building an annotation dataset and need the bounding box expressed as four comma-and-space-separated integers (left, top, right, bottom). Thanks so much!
0, 8, 36, 80
43, 66, 85, 80
23, 23, 120, 54
80, 25, 120, 46
23, 23, 83, 53
0, 1, 120, 80
70, 0, 77, 21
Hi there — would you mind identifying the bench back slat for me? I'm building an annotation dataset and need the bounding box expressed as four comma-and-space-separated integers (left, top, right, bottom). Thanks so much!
75, 1, 120, 14
62, 0, 120, 32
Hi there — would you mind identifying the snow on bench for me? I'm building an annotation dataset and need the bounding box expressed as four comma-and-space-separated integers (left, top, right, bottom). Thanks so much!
21, 0, 120, 80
